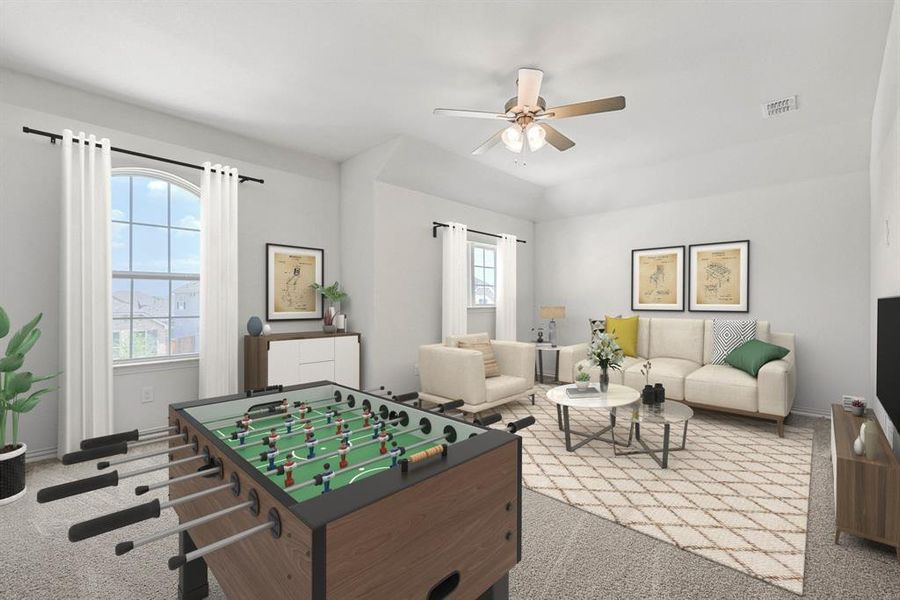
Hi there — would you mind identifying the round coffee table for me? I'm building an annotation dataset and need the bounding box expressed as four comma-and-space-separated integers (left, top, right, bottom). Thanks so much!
613, 401, 694, 468
545, 383, 640, 452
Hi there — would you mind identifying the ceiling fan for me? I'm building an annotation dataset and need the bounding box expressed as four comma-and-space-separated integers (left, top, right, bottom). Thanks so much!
434, 68, 625, 155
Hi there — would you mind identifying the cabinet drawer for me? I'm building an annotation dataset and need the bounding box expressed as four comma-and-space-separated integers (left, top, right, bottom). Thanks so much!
299, 361, 335, 382
299, 338, 334, 364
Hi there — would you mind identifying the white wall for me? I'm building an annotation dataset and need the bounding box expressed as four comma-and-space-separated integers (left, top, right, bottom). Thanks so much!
870, 0, 900, 452
0, 71, 340, 458
536, 171, 871, 417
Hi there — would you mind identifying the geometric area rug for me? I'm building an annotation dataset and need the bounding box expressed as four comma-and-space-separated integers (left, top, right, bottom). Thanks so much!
489, 385, 815, 595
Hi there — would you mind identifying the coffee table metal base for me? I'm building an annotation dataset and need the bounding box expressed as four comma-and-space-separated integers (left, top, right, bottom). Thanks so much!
556, 404, 626, 452
613, 421, 689, 469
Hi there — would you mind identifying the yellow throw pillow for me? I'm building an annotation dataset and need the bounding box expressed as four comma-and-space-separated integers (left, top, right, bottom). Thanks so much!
605, 315, 639, 357
458, 340, 501, 378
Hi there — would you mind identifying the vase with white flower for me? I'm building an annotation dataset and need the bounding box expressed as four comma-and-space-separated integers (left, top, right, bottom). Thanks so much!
588, 332, 624, 393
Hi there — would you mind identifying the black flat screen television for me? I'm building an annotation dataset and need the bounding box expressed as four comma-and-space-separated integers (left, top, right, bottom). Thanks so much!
877, 296, 900, 431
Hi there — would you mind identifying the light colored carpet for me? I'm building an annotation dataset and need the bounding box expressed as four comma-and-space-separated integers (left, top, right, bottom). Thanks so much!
489, 386, 814, 594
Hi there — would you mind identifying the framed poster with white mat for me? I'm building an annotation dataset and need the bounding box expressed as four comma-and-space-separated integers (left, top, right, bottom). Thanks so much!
631, 245, 685, 311
266, 243, 324, 320
688, 240, 749, 312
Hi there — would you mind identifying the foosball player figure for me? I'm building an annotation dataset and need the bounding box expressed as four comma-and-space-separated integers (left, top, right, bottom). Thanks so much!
388, 441, 402, 467
371, 416, 382, 440
283, 413, 296, 434
282, 456, 296, 487
268, 427, 280, 444
237, 427, 249, 446
279, 398, 290, 412
362, 406, 371, 427
241, 413, 253, 429
378, 430, 390, 455
297, 402, 310, 420
324, 406, 335, 424
340, 424, 352, 445
302, 419, 314, 437
337, 441, 350, 469
321, 463, 335, 494
305, 434, 318, 459
266, 443, 278, 471
333, 414, 344, 436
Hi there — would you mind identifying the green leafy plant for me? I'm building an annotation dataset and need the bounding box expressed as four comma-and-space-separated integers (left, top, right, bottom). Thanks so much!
575, 365, 591, 383
0, 307, 58, 452
309, 281, 349, 304
588, 332, 624, 371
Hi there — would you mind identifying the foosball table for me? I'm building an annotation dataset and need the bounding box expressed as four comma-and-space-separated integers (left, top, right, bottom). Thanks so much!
37, 381, 534, 600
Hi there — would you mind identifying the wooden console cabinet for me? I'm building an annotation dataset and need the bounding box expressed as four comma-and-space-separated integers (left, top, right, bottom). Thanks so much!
244, 332, 360, 391
830, 404, 900, 559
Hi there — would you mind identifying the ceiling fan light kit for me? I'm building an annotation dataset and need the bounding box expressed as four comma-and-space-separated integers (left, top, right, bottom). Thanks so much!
433, 67, 625, 156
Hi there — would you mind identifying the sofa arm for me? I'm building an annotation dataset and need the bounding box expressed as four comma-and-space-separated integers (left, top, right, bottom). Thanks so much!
491, 341, 535, 385
758, 359, 795, 417
557, 343, 589, 383
418, 344, 487, 406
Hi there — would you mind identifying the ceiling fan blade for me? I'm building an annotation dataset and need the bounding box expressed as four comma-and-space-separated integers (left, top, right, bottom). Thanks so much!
433, 108, 511, 120
540, 124, 575, 151
517, 68, 544, 109
544, 96, 626, 119
471, 129, 505, 155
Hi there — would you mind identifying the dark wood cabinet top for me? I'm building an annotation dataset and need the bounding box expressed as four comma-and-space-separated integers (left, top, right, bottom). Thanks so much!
244, 331, 360, 342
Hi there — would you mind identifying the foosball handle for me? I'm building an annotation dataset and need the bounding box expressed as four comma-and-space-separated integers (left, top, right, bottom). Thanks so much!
80, 430, 140, 450
393, 392, 418, 404
400, 443, 448, 473
36, 471, 120, 503
68, 499, 162, 542
438, 399, 464, 413
61, 441, 129, 465
506, 416, 536, 434
474, 413, 502, 427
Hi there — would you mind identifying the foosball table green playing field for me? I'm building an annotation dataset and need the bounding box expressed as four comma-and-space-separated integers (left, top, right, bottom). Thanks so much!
37, 381, 534, 600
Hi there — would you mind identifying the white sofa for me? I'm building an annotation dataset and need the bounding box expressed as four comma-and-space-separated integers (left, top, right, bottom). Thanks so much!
418, 333, 535, 414
557, 318, 796, 436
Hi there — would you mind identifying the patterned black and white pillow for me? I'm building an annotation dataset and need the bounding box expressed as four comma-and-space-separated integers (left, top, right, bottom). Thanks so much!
589, 318, 605, 343
712, 319, 757, 365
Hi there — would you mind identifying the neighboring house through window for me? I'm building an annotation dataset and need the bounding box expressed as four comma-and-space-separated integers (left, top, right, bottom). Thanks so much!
111, 169, 201, 361
468, 242, 496, 307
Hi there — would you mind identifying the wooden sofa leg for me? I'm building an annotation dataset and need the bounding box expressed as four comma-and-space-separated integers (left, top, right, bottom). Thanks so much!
530, 393, 535, 405
776, 418, 784, 438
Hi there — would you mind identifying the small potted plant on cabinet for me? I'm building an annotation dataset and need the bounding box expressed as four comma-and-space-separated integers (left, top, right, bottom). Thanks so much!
0, 307, 58, 505
575, 365, 591, 390
309, 282, 349, 333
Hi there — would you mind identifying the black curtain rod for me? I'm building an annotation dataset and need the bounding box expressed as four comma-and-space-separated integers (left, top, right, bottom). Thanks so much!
432, 221, 527, 244
22, 126, 265, 184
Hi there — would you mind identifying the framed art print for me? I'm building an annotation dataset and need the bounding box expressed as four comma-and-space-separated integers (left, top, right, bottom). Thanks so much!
631, 245, 685, 311
688, 240, 749, 312
266, 243, 324, 320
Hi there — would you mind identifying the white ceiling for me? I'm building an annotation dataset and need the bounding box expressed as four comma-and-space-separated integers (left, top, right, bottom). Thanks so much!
0, 1, 893, 192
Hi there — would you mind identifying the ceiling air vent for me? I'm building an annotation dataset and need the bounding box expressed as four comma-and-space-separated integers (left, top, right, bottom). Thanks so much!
763, 95, 798, 118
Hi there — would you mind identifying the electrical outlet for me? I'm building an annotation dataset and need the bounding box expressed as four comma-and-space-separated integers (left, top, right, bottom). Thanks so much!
141, 386, 154, 404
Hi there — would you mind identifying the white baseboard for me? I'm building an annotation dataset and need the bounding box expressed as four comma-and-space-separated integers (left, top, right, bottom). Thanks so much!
25, 446, 58, 463
790, 405, 831, 418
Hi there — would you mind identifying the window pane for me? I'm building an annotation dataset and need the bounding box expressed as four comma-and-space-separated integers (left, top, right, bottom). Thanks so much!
112, 278, 131, 318
132, 319, 169, 359
172, 280, 200, 317
484, 287, 495, 305
112, 223, 130, 271
484, 267, 495, 286
171, 229, 200, 274
132, 176, 168, 225
485, 249, 495, 268
473, 266, 484, 286
473, 247, 484, 267
132, 225, 168, 272
171, 318, 199, 355
133, 279, 169, 318
112, 320, 131, 361
111, 176, 130, 221
171, 185, 200, 230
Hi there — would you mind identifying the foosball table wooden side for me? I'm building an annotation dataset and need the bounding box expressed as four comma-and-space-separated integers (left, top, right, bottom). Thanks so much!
168, 411, 315, 600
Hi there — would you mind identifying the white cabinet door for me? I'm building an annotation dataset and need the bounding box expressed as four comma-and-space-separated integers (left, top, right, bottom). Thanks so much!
298, 338, 335, 364
299, 361, 335, 383
268, 340, 301, 386
334, 336, 360, 388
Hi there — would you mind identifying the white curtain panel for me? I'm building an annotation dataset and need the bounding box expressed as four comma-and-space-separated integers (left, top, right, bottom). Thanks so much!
58, 130, 113, 455
199, 163, 239, 397
441, 222, 468, 342
495, 233, 518, 341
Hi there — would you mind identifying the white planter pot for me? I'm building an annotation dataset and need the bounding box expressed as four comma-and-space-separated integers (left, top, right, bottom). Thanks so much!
0, 442, 27, 505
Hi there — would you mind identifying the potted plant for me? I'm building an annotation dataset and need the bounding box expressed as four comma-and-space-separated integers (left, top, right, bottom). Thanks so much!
850, 398, 866, 417
575, 365, 591, 390
0, 307, 58, 505
588, 332, 624, 393
309, 282, 349, 333
640, 360, 654, 404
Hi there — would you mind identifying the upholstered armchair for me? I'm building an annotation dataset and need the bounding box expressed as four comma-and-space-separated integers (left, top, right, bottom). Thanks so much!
418, 333, 535, 414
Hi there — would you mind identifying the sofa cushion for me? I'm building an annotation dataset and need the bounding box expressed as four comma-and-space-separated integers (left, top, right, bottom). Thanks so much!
648, 319, 705, 363
458, 339, 500, 378
710, 318, 757, 364
605, 315, 639, 357
623, 357, 699, 400
446, 332, 490, 347
485, 375, 530, 403
685, 364, 758, 412
725, 340, 790, 377
577, 356, 643, 386
703, 320, 770, 364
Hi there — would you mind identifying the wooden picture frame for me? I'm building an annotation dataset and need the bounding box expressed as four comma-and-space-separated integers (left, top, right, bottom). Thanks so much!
266, 243, 324, 321
688, 240, 750, 312
631, 245, 685, 311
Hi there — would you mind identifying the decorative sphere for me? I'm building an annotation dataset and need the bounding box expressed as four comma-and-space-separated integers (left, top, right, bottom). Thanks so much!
262, 323, 272, 335
247, 316, 263, 336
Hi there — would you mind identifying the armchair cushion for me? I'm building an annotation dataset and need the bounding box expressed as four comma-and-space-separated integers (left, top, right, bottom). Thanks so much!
458, 339, 500, 377
485, 375, 531, 403
418, 344, 486, 406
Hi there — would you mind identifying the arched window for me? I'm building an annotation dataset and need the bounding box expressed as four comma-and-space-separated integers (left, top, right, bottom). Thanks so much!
111, 168, 200, 361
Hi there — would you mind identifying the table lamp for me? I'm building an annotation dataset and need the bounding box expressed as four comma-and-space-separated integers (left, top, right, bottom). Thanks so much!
539, 305, 566, 347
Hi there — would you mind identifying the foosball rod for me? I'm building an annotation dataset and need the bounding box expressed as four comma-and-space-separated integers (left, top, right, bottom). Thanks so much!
61, 432, 187, 465
79, 425, 178, 450
98, 441, 196, 469
168, 513, 279, 571
68, 477, 239, 542
233, 400, 357, 442
135, 463, 221, 495
36, 451, 209, 503
231, 396, 356, 431
246, 406, 388, 446
199, 394, 341, 426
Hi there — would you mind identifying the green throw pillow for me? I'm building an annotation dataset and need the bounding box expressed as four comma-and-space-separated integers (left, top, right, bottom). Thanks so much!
725, 339, 789, 377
